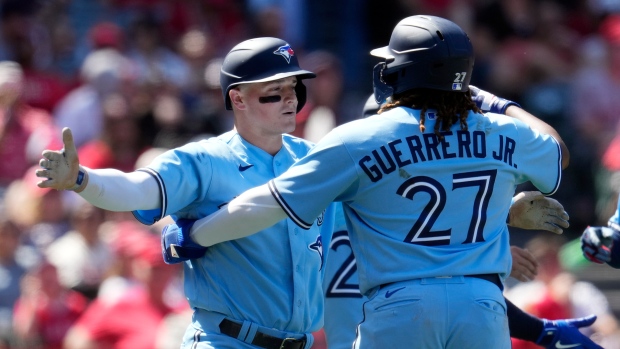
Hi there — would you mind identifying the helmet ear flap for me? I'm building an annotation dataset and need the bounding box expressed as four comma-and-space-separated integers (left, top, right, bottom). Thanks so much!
224, 87, 234, 110
295, 80, 308, 112
373, 63, 394, 105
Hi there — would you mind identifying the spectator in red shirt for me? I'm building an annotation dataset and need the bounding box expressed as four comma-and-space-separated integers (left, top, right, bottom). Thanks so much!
63, 223, 186, 349
12, 261, 88, 349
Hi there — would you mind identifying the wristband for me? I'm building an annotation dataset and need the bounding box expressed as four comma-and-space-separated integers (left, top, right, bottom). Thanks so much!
70, 168, 88, 192
506, 298, 544, 341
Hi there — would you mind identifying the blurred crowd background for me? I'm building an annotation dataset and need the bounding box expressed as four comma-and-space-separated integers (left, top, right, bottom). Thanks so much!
1, 0, 620, 348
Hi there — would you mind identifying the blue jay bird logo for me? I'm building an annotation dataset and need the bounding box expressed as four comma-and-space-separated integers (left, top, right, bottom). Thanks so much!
309, 235, 324, 270
273, 44, 295, 63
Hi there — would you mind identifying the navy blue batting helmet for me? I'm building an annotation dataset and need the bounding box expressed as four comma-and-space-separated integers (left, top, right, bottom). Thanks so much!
370, 15, 474, 104
220, 37, 316, 112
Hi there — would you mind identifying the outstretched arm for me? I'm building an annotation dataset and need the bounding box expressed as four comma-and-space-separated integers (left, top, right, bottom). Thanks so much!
174, 187, 570, 258
36, 127, 160, 211
190, 184, 287, 246
167, 189, 568, 264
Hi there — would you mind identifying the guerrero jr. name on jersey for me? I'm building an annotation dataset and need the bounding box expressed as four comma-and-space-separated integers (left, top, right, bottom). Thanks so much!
359, 130, 516, 182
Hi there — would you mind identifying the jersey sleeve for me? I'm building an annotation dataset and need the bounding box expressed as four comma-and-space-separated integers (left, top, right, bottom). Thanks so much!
512, 119, 563, 195
133, 142, 213, 224
270, 130, 359, 229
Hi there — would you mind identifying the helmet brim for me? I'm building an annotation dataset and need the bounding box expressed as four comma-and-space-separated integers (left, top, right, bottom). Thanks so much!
225, 69, 316, 89
370, 46, 395, 61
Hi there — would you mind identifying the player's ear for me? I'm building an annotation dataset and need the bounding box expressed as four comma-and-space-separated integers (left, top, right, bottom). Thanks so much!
229, 88, 247, 111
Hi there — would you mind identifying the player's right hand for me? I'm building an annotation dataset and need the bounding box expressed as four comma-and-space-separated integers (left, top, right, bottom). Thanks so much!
509, 246, 538, 282
536, 315, 603, 349
469, 85, 521, 114
35, 127, 84, 191
581, 226, 616, 264
162, 219, 208, 264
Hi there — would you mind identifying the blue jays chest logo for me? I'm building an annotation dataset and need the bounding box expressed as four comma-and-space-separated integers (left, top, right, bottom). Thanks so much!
274, 44, 295, 63
308, 235, 324, 270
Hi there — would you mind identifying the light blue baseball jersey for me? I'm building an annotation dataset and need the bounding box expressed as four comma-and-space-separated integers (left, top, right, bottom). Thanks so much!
270, 106, 562, 295
322, 203, 366, 349
133, 130, 333, 334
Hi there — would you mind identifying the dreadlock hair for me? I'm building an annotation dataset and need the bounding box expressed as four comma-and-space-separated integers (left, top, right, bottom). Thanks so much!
378, 88, 482, 139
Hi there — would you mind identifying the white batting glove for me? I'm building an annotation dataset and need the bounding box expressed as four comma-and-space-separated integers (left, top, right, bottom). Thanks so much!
35, 127, 88, 192
508, 191, 569, 234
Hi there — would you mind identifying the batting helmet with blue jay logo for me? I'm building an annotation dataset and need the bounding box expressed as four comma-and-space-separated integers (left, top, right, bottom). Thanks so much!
220, 37, 316, 112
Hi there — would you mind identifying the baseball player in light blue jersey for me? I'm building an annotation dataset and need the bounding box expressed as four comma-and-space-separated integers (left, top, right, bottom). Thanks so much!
319, 93, 600, 349
161, 16, 599, 349
35, 37, 333, 349
582, 192, 620, 268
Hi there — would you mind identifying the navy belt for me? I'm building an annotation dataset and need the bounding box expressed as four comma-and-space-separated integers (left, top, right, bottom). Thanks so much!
380, 273, 503, 292
219, 319, 306, 349
468, 273, 503, 291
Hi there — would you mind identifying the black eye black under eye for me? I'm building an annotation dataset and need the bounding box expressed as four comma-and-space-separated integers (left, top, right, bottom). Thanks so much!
259, 95, 282, 104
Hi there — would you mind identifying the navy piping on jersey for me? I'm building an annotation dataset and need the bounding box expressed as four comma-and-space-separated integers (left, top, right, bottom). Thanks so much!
540, 137, 562, 196
191, 329, 202, 348
137, 168, 167, 222
268, 180, 312, 229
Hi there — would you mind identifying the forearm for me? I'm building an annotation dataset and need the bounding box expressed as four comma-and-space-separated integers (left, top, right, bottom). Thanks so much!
78, 168, 160, 211
506, 298, 544, 342
505, 106, 569, 169
190, 184, 287, 246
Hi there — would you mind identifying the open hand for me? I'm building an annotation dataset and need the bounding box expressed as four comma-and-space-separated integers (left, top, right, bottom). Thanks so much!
35, 128, 84, 191
509, 246, 538, 282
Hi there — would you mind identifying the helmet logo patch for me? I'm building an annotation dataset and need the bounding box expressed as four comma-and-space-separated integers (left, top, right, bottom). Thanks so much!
273, 44, 295, 63
452, 83, 462, 90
